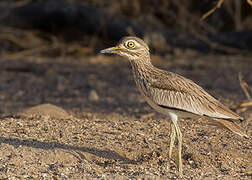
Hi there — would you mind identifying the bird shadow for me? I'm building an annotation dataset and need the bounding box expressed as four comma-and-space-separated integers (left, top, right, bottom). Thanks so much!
0, 137, 136, 165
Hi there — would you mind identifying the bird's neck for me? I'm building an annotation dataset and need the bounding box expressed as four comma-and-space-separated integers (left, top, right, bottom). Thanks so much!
130, 55, 154, 74
129, 55, 155, 84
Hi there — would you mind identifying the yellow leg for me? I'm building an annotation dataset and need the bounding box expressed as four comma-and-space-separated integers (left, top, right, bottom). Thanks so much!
173, 120, 183, 174
167, 112, 183, 174
167, 123, 176, 170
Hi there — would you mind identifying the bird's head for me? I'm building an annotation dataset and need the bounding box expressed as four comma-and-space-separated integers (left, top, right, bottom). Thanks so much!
100, 36, 150, 61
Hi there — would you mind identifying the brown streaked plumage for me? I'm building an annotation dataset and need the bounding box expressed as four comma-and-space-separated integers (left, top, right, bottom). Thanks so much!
100, 36, 248, 174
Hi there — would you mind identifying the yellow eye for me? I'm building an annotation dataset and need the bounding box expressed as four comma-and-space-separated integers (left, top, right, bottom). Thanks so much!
126, 41, 136, 48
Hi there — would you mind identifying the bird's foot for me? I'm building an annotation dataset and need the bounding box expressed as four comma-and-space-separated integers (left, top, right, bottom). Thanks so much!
165, 158, 174, 172
166, 159, 183, 175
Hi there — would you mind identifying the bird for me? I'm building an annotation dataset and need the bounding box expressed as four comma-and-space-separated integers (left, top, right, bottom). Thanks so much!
100, 36, 248, 174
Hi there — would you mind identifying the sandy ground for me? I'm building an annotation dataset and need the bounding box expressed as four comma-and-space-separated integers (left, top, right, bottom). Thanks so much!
0, 51, 251, 179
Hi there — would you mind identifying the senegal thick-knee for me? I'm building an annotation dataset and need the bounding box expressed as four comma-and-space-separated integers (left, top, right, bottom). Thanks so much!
101, 36, 248, 174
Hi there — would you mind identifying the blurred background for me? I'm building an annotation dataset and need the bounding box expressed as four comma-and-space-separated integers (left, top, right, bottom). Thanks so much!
0, 0, 251, 113
0, 0, 252, 55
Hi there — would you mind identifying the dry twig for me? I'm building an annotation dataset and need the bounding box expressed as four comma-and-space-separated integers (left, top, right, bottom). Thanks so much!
0, 45, 49, 60
202, 0, 252, 20
0, 27, 94, 60
247, 0, 252, 6
240, 101, 252, 108
201, 0, 224, 20
170, 0, 248, 54
238, 72, 252, 101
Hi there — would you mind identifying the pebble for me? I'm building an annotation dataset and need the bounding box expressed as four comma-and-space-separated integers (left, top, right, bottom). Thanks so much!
88, 90, 99, 101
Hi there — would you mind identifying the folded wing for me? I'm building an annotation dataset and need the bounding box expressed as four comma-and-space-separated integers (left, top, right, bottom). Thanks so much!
146, 71, 243, 121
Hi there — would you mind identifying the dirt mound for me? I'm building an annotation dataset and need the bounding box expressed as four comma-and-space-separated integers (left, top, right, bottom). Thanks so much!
18, 103, 71, 119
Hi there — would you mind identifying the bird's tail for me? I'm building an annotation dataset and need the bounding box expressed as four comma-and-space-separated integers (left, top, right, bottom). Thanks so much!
212, 118, 249, 138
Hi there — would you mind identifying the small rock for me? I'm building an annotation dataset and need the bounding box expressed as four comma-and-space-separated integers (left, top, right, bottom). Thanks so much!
220, 162, 231, 172
88, 90, 99, 101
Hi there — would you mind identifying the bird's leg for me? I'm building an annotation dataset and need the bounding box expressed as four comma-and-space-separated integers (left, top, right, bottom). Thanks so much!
173, 120, 183, 174
169, 123, 176, 159
168, 112, 183, 174
167, 123, 176, 170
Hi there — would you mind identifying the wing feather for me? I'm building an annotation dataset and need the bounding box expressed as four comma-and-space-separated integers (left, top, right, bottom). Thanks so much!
143, 70, 243, 120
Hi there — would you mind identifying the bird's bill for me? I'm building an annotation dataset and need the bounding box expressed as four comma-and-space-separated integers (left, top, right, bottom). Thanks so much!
100, 46, 121, 54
